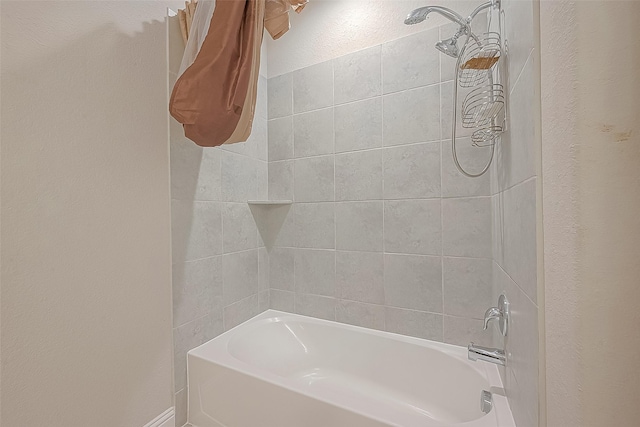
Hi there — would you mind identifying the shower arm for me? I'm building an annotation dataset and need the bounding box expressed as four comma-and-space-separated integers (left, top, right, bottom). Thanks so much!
426, 1, 498, 45
466, 0, 499, 23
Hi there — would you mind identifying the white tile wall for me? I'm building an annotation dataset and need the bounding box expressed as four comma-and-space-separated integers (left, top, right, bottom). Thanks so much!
292, 61, 333, 113
335, 201, 384, 252
382, 28, 440, 94
334, 45, 382, 104
170, 74, 270, 425
383, 85, 441, 145
335, 150, 383, 201
170, 17, 539, 427
266, 25, 498, 350
293, 107, 334, 157
293, 155, 335, 202
334, 97, 383, 153
383, 142, 441, 199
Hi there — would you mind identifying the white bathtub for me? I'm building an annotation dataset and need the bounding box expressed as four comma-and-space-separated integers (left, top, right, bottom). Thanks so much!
187, 310, 515, 427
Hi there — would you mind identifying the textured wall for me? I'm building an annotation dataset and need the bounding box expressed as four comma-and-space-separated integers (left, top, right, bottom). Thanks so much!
167, 14, 270, 427
266, 21, 496, 348
0, 2, 180, 426
541, 1, 640, 426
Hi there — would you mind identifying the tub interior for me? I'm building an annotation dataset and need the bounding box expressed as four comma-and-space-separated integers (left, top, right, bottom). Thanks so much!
227, 318, 491, 425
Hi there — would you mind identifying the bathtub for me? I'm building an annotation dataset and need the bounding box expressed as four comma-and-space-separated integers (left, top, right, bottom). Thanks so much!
187, 310, 515, 427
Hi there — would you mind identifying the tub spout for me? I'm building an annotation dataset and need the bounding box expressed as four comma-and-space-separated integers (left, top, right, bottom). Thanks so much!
468, 342, 506, 366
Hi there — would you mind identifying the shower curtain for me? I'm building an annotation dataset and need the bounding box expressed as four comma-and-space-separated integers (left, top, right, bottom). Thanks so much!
170, 0, 308, 148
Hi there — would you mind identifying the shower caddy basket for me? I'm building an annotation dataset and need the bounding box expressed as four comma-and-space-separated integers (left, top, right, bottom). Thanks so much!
451, 24, 506, 177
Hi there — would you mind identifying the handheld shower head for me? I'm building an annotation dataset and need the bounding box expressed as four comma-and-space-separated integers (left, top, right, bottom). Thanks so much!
404, 6, 467, 26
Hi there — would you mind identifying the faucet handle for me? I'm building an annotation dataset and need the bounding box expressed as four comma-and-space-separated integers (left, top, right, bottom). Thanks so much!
482, 294, 510, 336
482, 307, 502, 330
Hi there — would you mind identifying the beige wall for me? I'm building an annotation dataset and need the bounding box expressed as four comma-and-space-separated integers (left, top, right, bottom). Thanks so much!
541, 1, 640, 426
1, 2, 180, 425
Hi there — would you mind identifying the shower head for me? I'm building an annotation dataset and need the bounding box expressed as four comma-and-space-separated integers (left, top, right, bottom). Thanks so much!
436, 37, 460, 58
404, 4, 487, 59
404, 6, 467, 26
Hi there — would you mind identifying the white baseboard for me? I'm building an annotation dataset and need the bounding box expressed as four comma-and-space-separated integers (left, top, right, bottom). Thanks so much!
143, 407, 174, 427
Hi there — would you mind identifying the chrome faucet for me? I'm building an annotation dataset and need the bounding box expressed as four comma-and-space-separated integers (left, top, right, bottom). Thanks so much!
468, 343, 506, 366
467, 294, 510, 366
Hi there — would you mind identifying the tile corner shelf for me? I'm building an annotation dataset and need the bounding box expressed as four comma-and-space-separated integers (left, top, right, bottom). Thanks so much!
247, 200, 293, 206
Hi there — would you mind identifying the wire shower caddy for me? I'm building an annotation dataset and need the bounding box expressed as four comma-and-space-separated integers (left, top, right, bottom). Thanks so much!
451, 5, 506, 177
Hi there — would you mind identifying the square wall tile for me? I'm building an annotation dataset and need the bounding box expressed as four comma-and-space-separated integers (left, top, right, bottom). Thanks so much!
443, 257, 493, 319
384, 199, 441, 256
269, 247, 295, 291
502, 179, 537, 303
173, 311, 223, 391
170, 138, 221, 201
268, 160, 294, 201
443, 315, 492, 347
384, 254, 442, 312
294, 156, 335, 202
335, 150, 383, 201
222, 249, 259, 305
494, 56, 536, 191
295, 249, 336, 297
383, 85, 441, 146
335, 201, 384, 252
268, 73, 292, 119
382, 27, 439, 94
383, 142, 441, 199
295, 294, 336, 321
336, 300, 385, 330
268, 116, 294, 161
270, 289, 295, 312
295, 203, 335, 249
442, 197, 492, 258
336, 251, 384, 304
172, 256, 223, 328
171, 200, 222, 262
221, 152, 257, 202
224, 294, 260, 330
385, 307, 443, 341
334, 97, 383, 153
222, 203, 257, 253
294, 107, 334, 158
293, 61, 333, 113
441, 139, 492, 197
334, 45, 382, 104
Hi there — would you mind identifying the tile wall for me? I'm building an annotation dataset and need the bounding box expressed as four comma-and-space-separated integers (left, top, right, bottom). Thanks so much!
491, 0, 540, 425
266, 23, 497, 348
168, 8, 539, 427
168, 18, 269, 426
